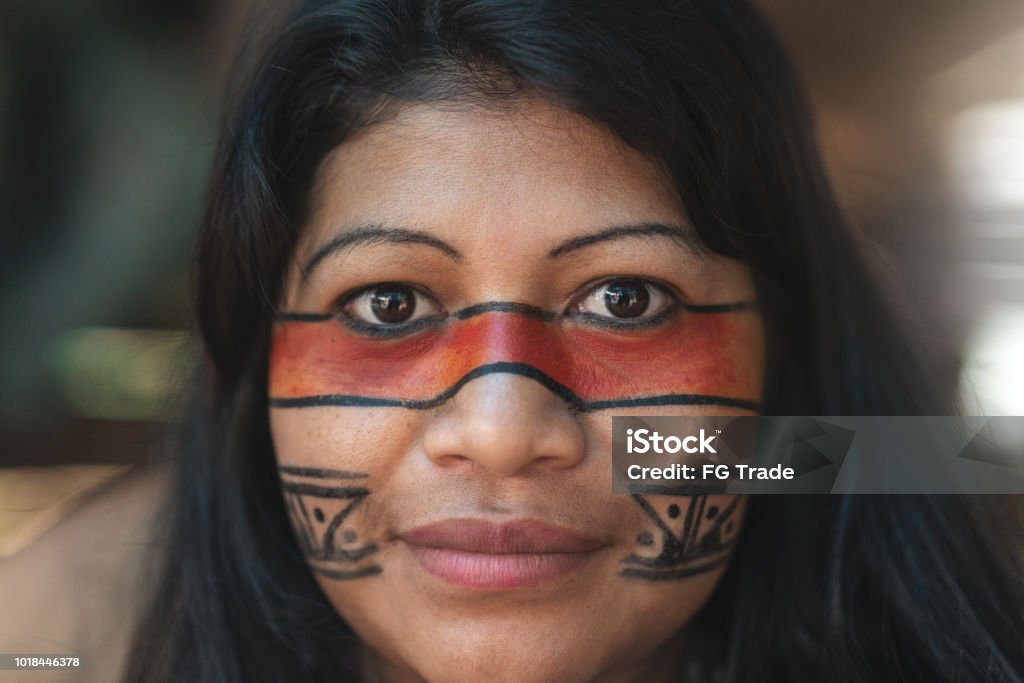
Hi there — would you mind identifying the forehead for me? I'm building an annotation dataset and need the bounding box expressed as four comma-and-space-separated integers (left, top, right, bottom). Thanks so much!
298, 98, 688, 261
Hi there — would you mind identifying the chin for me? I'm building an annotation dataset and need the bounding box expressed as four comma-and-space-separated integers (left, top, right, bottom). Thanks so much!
352, 604, 685, 683
367, 639, 606, 683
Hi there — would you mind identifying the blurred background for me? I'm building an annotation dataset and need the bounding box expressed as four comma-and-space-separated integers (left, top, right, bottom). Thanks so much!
2, 0, 1024, 472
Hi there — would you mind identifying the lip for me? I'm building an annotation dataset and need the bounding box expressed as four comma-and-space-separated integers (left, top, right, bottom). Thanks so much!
400, 519, 606, 589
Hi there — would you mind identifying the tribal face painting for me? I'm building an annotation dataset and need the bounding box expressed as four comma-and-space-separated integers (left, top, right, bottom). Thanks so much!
270, 298, 759, 412
268, 99, 764, 683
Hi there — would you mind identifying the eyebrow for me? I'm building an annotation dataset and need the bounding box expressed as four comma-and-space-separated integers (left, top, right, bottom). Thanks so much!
303, 225, 463, 278
303, 221, 704, 278
548, 223, 706, 259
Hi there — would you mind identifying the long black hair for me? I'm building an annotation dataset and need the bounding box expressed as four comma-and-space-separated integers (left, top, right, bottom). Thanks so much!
125, 1, 1024, 680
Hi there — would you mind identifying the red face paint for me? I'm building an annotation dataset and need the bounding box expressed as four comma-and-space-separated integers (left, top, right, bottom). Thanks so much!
269, 305, 762, 411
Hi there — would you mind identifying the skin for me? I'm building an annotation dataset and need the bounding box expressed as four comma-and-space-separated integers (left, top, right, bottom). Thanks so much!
270, 98, 765, 683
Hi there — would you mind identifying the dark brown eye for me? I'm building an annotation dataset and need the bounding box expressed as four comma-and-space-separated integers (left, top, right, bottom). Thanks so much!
603, 280, 650, 318
572, 278, 675, 325
343, 284, 441, 329
369, 286, 415, 323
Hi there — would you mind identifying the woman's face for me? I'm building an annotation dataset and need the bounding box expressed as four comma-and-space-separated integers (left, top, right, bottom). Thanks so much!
270, 99, 764, 683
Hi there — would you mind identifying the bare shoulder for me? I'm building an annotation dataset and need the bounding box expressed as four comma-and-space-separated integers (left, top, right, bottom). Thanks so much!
0, 462, 172, 683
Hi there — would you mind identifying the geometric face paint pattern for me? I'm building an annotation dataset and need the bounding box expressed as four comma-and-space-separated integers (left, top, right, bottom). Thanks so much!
269, 301, 761, 412
622, 494, 740, 580
279, 466, 381, 580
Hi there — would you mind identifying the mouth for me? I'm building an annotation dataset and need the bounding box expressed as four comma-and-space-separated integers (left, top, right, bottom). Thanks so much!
399, 519, 607, 589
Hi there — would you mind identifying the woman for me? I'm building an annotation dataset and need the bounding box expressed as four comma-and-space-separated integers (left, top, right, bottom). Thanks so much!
125, 0, 1024, 681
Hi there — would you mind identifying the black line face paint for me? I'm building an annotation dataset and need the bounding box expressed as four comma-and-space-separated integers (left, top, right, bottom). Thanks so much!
279, 466, 382, 580
621, 495, 740, 580
269, 300, 762, 412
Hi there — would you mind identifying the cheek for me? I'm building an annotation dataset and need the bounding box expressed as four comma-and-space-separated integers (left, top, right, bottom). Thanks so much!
591, 494, 747, 669
270, 408, 423, 580
565, 314, 764, 399
270, 407, 420, 475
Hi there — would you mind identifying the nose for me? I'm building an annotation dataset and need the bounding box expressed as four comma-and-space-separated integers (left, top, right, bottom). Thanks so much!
421, 372, 586, 476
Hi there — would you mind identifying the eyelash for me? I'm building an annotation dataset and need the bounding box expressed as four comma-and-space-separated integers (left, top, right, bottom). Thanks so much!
332, 278, 682, 338
333, 282, 445, 337
566, 277, 681, 332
